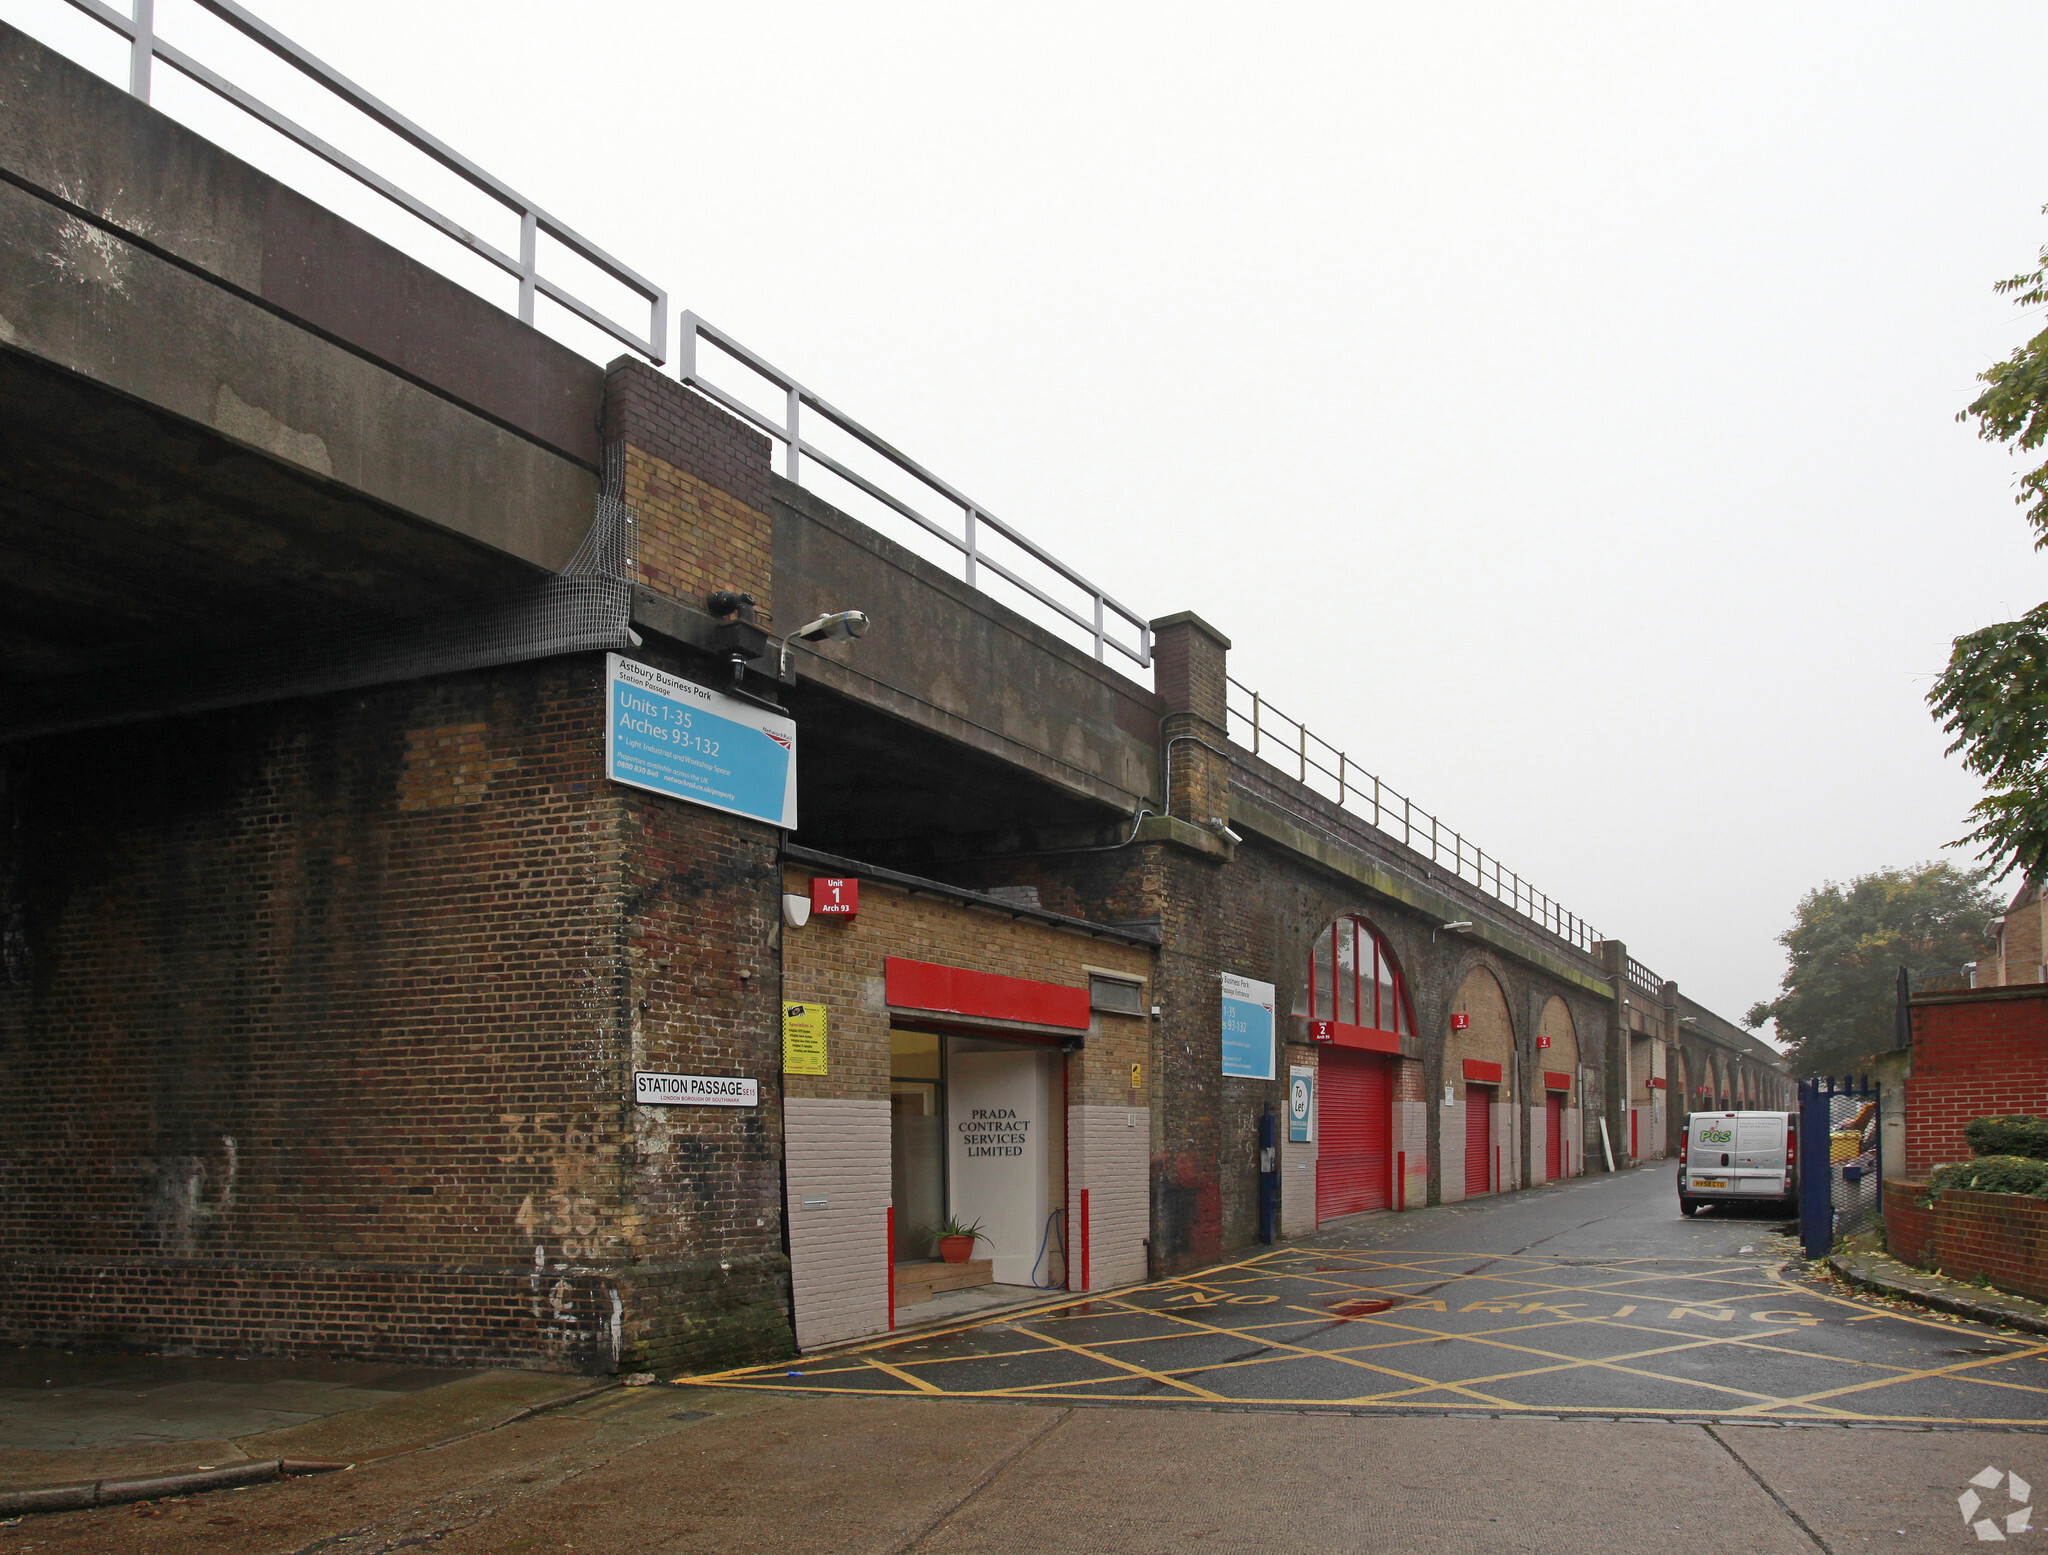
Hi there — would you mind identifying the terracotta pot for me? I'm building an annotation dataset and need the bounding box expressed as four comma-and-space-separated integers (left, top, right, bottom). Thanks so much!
938, 1235, 976, 1264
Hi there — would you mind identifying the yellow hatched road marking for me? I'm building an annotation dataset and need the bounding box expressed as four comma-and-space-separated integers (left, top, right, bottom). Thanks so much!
1107, 1297, 1518, 1408
863, 1357, 943, 1394
1006, 1323, 1229, 1402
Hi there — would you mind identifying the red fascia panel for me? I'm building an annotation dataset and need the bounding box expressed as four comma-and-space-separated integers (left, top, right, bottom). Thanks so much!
1543, 1070, 1572, 1091
1462, 1059, 1504, 1085
1316, 1019, 1402, 1055
884, 957, 1089, 1030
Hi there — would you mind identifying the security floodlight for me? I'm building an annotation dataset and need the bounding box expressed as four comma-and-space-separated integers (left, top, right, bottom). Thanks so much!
794, 611, 869, 642
1441, 920, 1473, 932
777, 609, 871, 675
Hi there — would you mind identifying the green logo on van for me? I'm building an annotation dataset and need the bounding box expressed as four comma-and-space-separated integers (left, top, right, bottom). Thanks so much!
1698, 1126, 1734, 1145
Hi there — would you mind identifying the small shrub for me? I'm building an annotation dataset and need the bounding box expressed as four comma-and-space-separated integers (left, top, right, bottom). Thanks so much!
1964, 1115, 2048, 1160
1927, 1155, 2048, 1199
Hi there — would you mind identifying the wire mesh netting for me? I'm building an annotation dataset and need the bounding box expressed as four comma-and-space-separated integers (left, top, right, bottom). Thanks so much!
1827, 1089, 1881, 1241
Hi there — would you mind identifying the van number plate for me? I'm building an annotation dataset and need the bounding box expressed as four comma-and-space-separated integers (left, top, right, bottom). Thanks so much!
1690, 1177, 1728, 1190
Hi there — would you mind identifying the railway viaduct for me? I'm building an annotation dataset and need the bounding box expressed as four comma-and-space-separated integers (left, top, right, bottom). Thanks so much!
0, 17, 1786, 1370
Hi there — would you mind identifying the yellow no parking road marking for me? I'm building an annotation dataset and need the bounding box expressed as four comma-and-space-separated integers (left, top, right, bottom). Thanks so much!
1000, 1322, 1229, 1402
678, 1244, 2048, 1425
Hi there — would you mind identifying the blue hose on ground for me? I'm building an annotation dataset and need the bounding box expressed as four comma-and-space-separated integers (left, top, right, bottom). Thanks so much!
1029, 1207, 1068, 1289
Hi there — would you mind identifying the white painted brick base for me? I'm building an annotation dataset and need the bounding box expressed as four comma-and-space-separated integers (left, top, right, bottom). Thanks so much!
783, 1097, 890, 1351
1070, 1104, 1148, 1290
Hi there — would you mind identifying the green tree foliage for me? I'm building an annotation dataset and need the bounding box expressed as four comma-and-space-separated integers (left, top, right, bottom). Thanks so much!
1929, 603, 2048, 880
1935, 215, 2048, 879
1960, 220, 2048, 546
1745, 862, 2000, 1077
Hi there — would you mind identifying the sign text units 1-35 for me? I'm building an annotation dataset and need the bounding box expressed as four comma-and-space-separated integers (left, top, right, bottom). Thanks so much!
1221, 973, 1276, 1081
605, 654, 797, 828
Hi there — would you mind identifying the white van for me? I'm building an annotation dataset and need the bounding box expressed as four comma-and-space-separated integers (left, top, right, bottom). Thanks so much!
1677, 1110, 1796, 1215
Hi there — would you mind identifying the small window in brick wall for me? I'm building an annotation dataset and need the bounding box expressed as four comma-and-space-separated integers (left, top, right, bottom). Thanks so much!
1090, 974, 1145, 1015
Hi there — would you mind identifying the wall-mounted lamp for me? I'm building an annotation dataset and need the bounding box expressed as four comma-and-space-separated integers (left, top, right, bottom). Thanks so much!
778, 609, 871, 675
1441, 921, 1473, 933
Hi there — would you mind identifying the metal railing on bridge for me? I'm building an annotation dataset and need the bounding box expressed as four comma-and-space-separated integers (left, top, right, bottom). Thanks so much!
27, 0, 1150, 673
1225, 675, 1607, 958
30, 0, 1652, 961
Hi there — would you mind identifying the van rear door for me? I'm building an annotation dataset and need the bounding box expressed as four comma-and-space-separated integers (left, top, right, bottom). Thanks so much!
1686, 1115, 1736, 1192
1732, 1113, 1788, 1195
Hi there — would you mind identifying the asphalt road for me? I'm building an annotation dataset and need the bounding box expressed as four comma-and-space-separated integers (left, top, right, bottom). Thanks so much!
700, 1161, 2048, 1425
10, 1165, 2047, 1554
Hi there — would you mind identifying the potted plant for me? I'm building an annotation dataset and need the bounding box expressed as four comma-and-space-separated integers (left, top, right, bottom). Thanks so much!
918, 1216, 988, 1263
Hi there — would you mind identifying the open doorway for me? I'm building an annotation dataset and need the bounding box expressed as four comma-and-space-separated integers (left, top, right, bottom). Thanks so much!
889, 1028, 1067, 1321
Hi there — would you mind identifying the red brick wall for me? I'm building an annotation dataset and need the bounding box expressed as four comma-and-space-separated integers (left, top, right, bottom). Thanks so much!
1885, 1183, 2048, 1303
1881, 1180, 1938, 1269
1904, 986, 2048, 1177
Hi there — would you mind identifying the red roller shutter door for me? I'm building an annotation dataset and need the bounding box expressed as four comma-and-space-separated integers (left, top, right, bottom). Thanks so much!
1545, 1093, 1564, 1181
1316, 1051, 1391, 1219
1464, 1085, 1492, 1196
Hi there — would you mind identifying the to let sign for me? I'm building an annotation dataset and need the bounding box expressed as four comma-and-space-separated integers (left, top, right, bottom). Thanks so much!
811, 878, 858, 917
634, 1072, 758, 1107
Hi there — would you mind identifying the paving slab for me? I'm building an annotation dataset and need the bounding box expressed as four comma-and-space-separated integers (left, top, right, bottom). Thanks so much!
0, 1349, 607, 1494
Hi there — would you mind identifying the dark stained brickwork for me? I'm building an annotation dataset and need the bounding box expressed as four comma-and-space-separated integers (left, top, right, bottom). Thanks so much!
0, 653, 791, 1372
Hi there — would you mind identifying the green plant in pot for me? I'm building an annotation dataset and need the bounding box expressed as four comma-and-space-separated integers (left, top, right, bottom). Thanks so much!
918, 1216, 988, 1263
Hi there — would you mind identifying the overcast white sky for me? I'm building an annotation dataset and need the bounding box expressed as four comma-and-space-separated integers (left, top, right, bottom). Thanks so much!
16, 0, 2048, 1034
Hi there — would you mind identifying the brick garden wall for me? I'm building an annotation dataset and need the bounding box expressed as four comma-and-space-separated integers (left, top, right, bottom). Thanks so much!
1883, 1181, 2048, 1304
1904, 985, 2048, 1178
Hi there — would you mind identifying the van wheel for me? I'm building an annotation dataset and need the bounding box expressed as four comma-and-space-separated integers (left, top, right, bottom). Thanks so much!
1678, 1198, 1699, 1217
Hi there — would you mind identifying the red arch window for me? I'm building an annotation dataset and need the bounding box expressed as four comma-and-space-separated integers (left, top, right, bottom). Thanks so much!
1304, 916, 1413, 1037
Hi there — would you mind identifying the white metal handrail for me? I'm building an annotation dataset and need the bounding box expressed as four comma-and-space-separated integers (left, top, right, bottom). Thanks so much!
678, 311, 1152, 670
62, 0, 667, 362
1225, 675, 1605, 957
26, 0, 1153, 675
1625, 957, 1663, 997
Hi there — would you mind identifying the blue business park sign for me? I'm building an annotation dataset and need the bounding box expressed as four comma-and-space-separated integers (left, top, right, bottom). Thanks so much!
604, 654, 798, 828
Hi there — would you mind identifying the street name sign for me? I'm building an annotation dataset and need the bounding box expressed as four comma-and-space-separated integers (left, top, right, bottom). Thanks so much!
634, 1072, 759, 1107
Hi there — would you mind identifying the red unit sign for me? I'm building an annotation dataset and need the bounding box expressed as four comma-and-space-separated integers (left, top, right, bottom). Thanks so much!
1450, 1013, 1470, 1030
811, 878, 858, 918
1537, 1034, 1552, 1049
1309, 1020, 1335, 1042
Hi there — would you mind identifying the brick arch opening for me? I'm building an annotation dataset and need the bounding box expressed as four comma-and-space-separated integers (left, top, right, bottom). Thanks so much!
1300, 915, 1411, 1221
1535, 997, 1581, 1182
1446, 967, 1516, 1198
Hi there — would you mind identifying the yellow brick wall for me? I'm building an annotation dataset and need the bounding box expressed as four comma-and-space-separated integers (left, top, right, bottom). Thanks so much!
1445, 966, 1516, 1087
623, 445, 773, 617
1536, 995, 1580, 1103
778, 867, 1153, 1109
